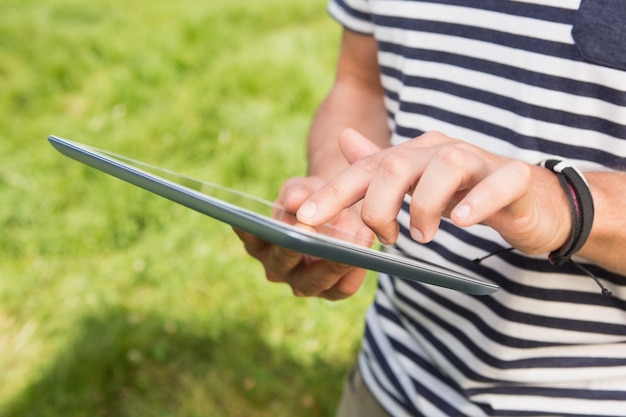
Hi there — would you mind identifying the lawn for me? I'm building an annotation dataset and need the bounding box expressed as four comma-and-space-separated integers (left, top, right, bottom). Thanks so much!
0, 0, 376, 415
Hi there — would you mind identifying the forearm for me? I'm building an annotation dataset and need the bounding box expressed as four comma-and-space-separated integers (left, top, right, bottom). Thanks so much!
308, 79, 389, 179
577, 171, 626, 276
306, 29, 389, 180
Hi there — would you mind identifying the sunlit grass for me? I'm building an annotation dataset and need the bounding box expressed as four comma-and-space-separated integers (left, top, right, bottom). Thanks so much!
0, 1, 376, 415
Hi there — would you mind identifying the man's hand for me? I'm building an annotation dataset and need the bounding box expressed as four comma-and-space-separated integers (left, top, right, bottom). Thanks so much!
296, 128, 573, 256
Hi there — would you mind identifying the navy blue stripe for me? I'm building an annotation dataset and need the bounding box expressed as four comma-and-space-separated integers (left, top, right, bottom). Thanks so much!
378, 41, 626, 106
467, 385, 626, 401
360, 349, 416, 416
434, 219, 626, 289
363, 323, 421, 414
334, 0, 578, 27
396, 235, 626, 333
374, 15, 581, 62
392, 104, 626, 170
360, 349, 413, 415
393, 0, 576, 24
329, 0, 372, 31
409, 215, 626, 303
485, 409, 624, 417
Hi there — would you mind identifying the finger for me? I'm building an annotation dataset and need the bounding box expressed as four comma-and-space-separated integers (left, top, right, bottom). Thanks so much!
233, 227, 271, 257
410, 145, 488, 242
264, 244, 307, 283
278, 176, 325, 213
360, 149, 426, 244
339, 128, 383, 163
451, 160, 532, 227
297, 147, 385, 226
319, 267, 367, 301
288, 259, 356, 297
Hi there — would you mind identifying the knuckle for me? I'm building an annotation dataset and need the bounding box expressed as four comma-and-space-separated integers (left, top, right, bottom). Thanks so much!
291, 287, 309, 297
292, 277, 327, 298
353, 154, 381, 175
507, 160, 532, 182
321, 180, 347, 202
433, 144, 467, 168
417, 130, 449, 145
265, 270, 285, 283
422, 130, 445, 140
410, 197, 437, 218
335, 281, 361, 299
327, 261, 352, 277
360, 205, 396, 230
379, 152, 412, 177
323, 290, 350, 301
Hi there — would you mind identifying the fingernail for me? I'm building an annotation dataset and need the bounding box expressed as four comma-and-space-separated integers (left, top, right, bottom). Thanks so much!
410, 227, 424, 242
455, 203, 471, 221
298, 201, 317, 220
378, 235, 391, 245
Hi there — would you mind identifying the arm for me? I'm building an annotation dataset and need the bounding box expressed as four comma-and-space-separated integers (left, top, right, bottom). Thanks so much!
306, 29, 390, 181
577, 171, 626, 275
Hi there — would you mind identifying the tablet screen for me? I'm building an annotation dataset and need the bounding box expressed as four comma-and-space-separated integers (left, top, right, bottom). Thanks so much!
121, 157, 375, 248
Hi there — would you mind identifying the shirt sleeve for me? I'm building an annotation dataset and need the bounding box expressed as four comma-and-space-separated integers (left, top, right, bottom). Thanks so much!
327, 0, 374, 34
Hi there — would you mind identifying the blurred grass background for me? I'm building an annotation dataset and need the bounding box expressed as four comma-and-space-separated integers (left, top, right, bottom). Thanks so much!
0, 0, 377, 415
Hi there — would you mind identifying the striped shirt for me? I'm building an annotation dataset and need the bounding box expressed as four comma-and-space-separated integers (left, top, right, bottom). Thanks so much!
328, 1, 626, 415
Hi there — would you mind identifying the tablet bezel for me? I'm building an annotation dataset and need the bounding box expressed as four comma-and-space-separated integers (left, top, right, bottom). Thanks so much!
48, 135, 498, 295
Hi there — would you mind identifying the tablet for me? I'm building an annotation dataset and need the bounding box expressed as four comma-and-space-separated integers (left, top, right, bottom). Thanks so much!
48, 135, 498, 295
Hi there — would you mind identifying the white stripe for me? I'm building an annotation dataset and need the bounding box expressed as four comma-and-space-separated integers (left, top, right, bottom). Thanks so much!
475, 251, 623, 297
372, 1, 574, 43
334, 0, 371, 13
359, 342, 400, 404
472, 394, 625, 416
509, 0, 581, 9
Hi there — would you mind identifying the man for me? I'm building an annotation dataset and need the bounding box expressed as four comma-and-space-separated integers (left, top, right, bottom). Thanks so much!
236, 1, 626, 415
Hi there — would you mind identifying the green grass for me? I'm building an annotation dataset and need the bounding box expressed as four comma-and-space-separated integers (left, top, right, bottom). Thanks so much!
0, 1, 377, 415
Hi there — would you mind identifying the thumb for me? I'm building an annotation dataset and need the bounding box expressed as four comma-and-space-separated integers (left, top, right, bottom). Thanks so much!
339, 128, 383, 164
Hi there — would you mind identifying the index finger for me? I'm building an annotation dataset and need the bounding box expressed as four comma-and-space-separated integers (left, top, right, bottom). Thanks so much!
295, 157, 377, 226
295, 130, 385, 226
